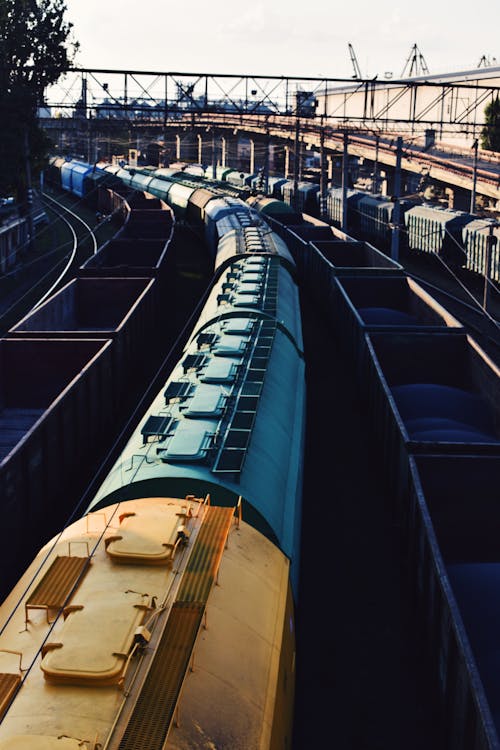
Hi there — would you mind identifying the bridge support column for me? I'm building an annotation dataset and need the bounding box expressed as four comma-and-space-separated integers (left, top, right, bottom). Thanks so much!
284, 146, 290, 179
249, 139, 255, 174
198, 135, 215, 166
176, 131, 197, 162
327, 154, 333, 183
268, 143, 279, 173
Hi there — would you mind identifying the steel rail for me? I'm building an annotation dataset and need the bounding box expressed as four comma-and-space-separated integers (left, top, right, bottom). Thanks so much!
31, 192, 97, 311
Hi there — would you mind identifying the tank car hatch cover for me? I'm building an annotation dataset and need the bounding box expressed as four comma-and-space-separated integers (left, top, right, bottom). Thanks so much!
239, 273, 263, 283
105, 505, 187, 564
220, 318, 254, 335
40, 590, 150, 686
212, 334, 249, 357
0, 737, 86, 749
158, 424, 214, 462
243, 253, 266, 263
234, 283, 261, 294
184, 386, 227, 418
200, 358, 238, 384
233, 295, 260, 308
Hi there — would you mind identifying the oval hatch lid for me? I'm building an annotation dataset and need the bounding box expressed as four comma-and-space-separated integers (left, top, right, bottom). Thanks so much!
221, 318, 254, 335
160, 424, 213, 461
234, 283, 260, 294
184, 385, 227, 417
200, 358, 238, 383
212, 334, 249, 356
239, 273, 263, 283
233, 295, 260, 308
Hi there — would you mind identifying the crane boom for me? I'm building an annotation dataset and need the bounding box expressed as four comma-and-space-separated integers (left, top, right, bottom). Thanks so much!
348, 43, 362, 79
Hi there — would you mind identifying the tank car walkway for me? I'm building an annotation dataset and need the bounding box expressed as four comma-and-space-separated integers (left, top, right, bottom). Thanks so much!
292, 287, 443, 750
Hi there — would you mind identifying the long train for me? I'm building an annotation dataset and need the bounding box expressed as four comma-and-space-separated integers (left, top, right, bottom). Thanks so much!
44, 155, 500, 285
0, 164, 304, 749
0, 155, 498, 749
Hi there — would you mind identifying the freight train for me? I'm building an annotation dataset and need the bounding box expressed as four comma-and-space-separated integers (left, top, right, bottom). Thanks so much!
0, 155, 498, 750
90, 157, 498, 285
0, 165, 304, 749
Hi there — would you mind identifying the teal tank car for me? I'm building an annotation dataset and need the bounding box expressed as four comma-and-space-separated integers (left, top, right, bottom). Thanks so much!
86, 244, 305, 596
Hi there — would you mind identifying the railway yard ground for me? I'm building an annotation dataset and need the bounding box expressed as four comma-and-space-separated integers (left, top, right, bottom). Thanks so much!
1, 200, 499, 748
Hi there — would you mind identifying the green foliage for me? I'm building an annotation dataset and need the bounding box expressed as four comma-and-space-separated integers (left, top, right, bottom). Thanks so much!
0, 0, 78, 197
480, 97, 500, 152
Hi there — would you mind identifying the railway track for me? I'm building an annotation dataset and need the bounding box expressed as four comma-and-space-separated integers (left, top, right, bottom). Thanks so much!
34, 191, 98, 308
0, 192, 97, 335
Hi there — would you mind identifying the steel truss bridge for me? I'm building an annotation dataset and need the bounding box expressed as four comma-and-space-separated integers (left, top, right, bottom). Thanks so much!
45, 68, 500, 131
42, 68, 500, 206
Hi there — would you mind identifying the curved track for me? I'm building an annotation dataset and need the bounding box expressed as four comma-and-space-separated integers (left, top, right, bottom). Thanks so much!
0, 194, 97, 335
34, 191, 97, 309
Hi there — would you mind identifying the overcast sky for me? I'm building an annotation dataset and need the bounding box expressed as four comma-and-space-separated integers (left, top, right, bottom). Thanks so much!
64, 0, 499, 80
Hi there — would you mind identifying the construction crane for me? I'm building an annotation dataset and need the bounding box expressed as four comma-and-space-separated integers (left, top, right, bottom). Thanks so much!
400, 43, 430, 77
348, 43, 362, 79
478, 54, 497, 67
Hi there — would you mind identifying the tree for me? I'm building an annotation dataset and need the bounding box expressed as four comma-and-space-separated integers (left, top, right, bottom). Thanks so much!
480, 97, 500, 153
0, 0, 78, 199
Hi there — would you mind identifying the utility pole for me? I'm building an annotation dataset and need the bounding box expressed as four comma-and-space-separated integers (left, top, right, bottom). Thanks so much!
483, 223, 498, 312
372, 133, 380, 194
470, 138, 478, 214
293, 114, 300, 209
390, 136, 403, 262
263, 128, 270, 195
211, 129, 217, 179
341, 132, 349, 231
319, 119, 327, 218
